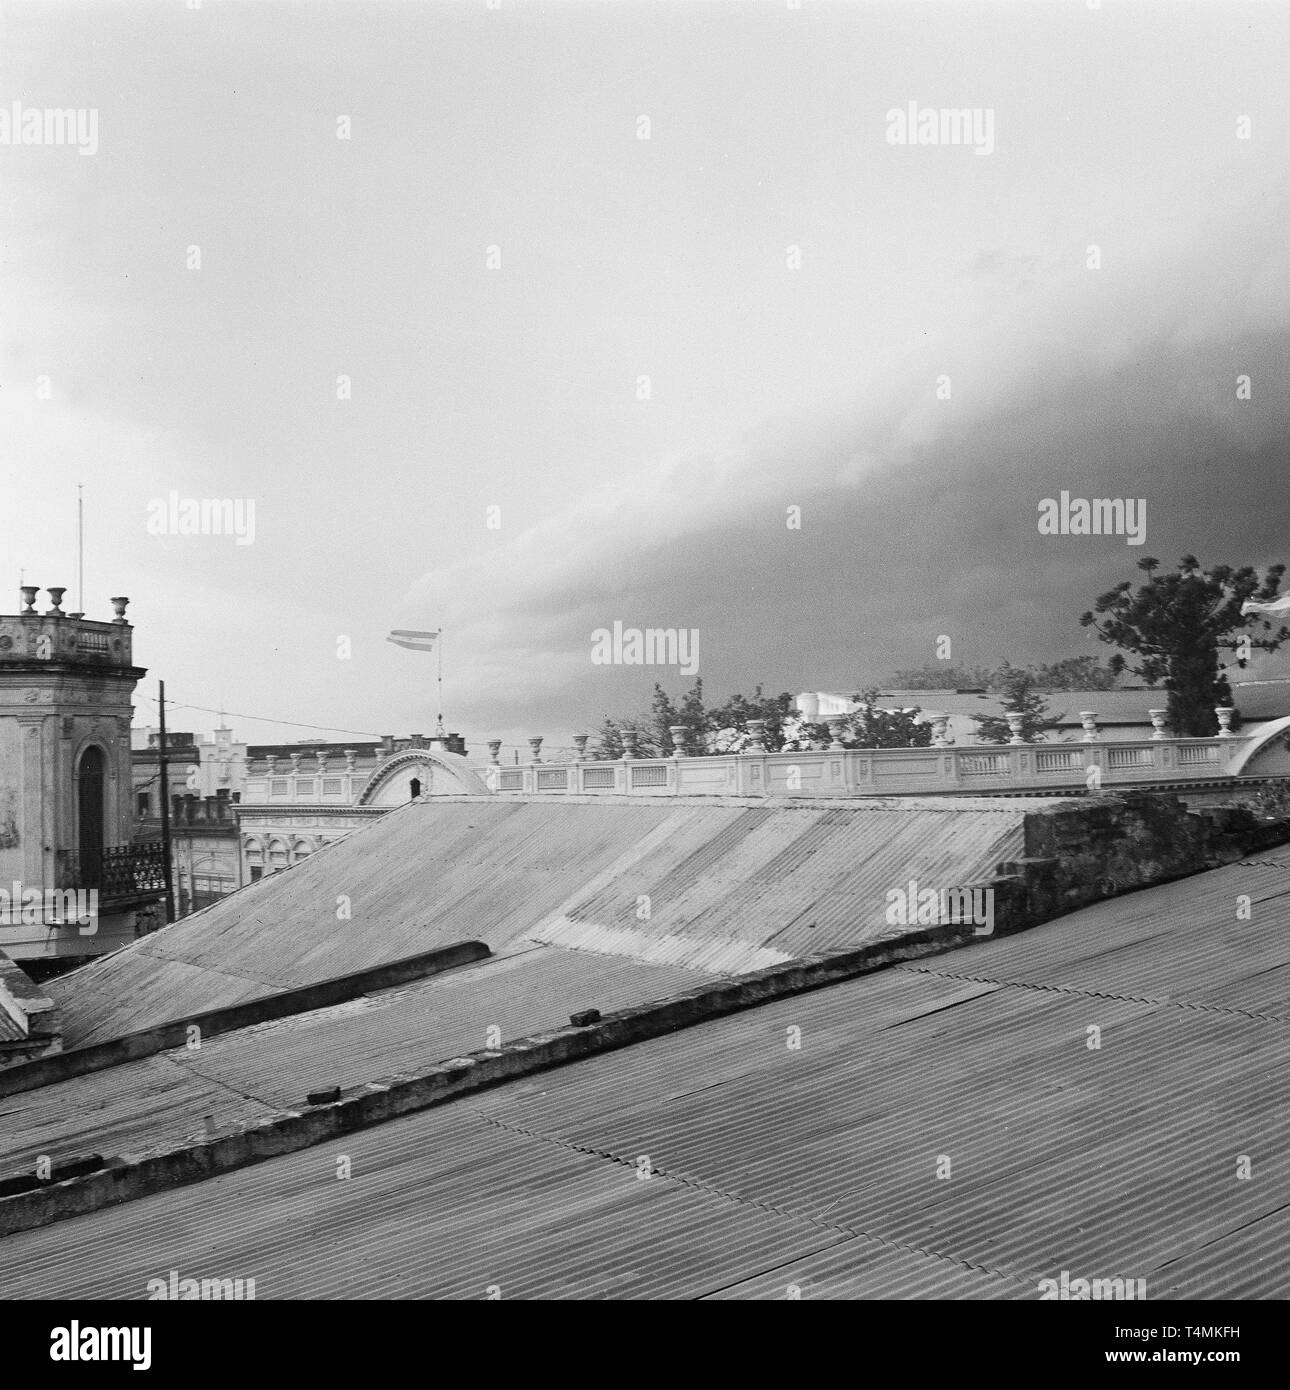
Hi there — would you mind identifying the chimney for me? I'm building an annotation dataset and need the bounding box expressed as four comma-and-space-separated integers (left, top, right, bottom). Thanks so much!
381, 734, 395, 755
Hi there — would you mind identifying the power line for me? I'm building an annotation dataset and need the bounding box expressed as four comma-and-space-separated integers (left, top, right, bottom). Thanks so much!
136, 695, 574, 750
137, 695, 382, 740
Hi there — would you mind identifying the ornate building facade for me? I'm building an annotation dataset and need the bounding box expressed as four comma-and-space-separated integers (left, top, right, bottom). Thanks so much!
0, 588, 165, 962
236, 734, 478, 884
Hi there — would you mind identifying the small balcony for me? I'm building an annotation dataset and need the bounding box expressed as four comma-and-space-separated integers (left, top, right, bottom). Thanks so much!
57, 844, 167, 908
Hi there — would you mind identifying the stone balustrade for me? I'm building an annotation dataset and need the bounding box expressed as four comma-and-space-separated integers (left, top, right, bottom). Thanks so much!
241, 765, 367, 803
469, 713, 1260, 799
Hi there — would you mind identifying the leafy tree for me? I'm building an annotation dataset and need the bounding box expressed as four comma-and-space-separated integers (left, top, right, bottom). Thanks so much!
705, 685, 795, 752
590, 715, 658, 759
678, 678, 707, 749
820, 690, 932, 749
973, 663, 1056, 744
1081, 556, 1289, 736
599, 684, 934, 757
649, 684, 679, 756
885, 663, 995, 690
885, 657, 1121, 693
648, 679, 710, 755
590, 717, 625, 760
1028, 655, 1123, 690
599, 682, 799, 756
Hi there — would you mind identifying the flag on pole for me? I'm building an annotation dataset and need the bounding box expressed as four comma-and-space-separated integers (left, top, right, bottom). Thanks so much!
386, 629, 440, 651
1240, 595, 1290, 618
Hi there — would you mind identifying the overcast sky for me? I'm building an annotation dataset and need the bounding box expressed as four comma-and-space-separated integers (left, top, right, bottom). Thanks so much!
4, 0, 1290, 750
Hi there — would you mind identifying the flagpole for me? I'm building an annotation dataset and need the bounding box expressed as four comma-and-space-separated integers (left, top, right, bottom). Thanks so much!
77, 484, 83, 614
437, 628, 444, 737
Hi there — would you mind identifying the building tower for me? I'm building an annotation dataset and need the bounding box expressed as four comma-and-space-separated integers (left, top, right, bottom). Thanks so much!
0, 586, 165, 963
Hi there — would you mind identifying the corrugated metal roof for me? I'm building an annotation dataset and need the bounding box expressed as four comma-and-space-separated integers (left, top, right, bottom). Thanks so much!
4, 845, 1286, 1299
0, 1054, 278, 1181
540, 802, 1024, 969
0, 943, 710, 1184
48, 797, 1034, 1048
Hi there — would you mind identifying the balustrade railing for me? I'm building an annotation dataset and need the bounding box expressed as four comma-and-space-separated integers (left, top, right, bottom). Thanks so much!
958, 752, 1011, 777
1036, 749, 1084, 773
57, 844, 167, 901
467, 731, 1255, 800
1108, 747, 1154, 769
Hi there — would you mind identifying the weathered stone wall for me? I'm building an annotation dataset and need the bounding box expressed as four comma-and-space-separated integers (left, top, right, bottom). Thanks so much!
991, 791, 1288, 934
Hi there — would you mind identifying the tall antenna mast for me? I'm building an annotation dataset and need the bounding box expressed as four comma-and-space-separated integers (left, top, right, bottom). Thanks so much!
76, 483, 84, 613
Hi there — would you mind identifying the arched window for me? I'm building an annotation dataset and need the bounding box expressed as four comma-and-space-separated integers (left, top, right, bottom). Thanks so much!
77, 746, 106, 855
409, 777, 422, 800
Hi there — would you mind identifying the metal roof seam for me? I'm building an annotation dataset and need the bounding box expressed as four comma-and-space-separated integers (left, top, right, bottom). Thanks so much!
468, 1099, 1077, 1290
896, 963, 1282, 1021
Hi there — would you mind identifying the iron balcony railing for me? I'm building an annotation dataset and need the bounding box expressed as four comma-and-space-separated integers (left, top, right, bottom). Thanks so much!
58, 844, 167, 903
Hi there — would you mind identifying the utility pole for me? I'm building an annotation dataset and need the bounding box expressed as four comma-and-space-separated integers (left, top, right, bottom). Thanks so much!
158, 680, 175, 924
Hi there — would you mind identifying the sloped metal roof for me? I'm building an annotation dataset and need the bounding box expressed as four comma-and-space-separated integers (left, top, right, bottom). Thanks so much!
5, 846, 1287, 1299
49, 796, 1032, 1048
541, 802, 1023, 969
0, 943, 710, 1185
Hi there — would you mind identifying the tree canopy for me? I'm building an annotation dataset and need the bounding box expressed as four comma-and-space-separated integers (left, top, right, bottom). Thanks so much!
587, 555, 1288, 755
884, 655, 1122, 692
1081, 555, 1289, 736
972, 663, 1057, 745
